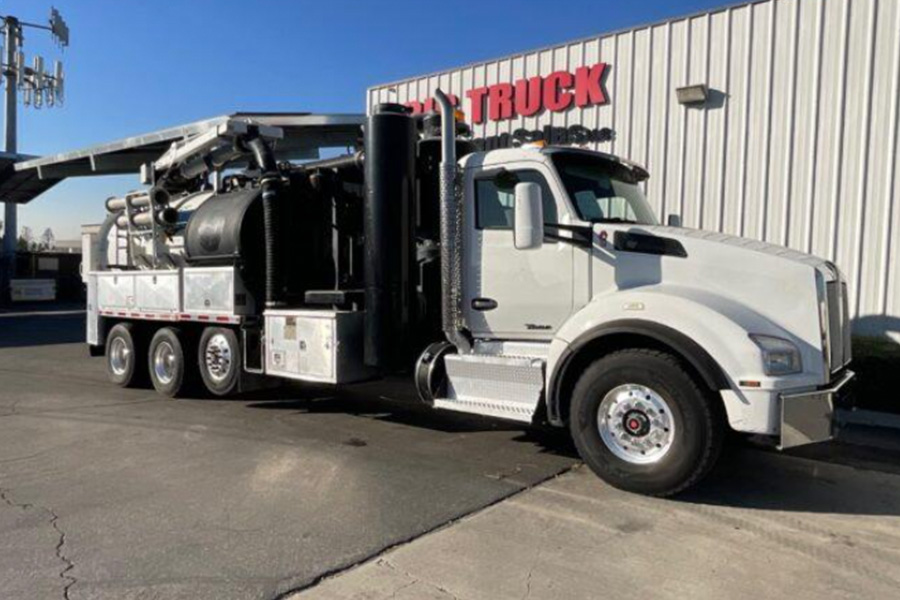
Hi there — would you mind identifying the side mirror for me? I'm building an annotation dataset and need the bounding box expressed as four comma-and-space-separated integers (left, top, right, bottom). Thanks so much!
667, 213, 682, 227
514, 182, 544, 250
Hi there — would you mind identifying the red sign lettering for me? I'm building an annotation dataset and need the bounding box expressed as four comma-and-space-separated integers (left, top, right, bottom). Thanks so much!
574, 63, 607, 107
404, 93, 460, 115
515, 77, 542, 117
488, 83, 514, 121
404, 62, 609, 124
465, 87, 488, 123
544, 70, 574, 112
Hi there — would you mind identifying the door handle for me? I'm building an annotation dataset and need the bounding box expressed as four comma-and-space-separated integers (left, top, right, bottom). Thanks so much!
471, 297, 498, 311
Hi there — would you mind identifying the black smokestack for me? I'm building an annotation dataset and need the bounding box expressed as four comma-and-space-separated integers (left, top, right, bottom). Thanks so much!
363, 104, 417, 369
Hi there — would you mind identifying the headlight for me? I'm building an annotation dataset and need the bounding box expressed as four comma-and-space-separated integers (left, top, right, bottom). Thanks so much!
750, 334, 802, 375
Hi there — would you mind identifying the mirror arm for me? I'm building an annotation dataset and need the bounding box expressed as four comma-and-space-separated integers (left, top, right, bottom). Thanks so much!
543, 223, 593, 248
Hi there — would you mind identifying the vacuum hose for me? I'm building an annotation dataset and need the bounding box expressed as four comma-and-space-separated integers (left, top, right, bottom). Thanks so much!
245, 135, 285, 308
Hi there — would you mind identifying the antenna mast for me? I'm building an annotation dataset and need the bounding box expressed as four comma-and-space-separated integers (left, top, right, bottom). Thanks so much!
0, 6, 68, 302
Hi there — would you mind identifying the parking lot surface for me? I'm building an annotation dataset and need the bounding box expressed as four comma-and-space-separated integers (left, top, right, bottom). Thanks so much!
2, 312, 900, 600
0, 313, 576, 599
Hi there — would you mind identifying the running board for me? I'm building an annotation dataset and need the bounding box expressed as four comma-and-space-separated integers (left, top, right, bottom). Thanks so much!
433, 354, 544, 423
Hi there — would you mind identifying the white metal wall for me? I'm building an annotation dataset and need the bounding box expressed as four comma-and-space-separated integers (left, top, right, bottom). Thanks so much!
369, 0, 900, 340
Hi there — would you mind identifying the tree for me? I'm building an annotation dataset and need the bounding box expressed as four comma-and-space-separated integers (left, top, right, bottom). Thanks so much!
17, 226, 33, 251
40, 228, 55, 251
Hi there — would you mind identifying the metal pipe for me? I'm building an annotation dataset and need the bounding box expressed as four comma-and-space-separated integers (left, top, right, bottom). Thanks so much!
434, 89, 471, 353
115, 208, 177, 229
106, 187, 169, 213
176, 142, 244, 182
106, 192, 149, 212
299, 151, 364, 172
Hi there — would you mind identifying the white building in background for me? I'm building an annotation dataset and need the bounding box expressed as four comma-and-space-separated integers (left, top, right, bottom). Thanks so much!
368, 0, 900, 341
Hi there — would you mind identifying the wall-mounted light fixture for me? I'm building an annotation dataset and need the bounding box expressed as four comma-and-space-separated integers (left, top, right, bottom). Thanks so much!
676, 84, 708, 105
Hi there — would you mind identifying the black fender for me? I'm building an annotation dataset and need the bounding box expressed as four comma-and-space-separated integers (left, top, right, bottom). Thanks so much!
546, 319, 730, 426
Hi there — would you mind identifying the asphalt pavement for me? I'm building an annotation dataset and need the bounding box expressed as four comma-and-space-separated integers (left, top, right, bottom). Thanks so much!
2, 312, 900, 600
0, 313, 575, 599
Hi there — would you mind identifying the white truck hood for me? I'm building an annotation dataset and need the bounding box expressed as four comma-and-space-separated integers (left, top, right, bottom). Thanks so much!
642, 226, 835, 279
590, 224, 830, 368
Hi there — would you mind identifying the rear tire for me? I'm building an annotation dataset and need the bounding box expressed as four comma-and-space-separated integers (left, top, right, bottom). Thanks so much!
569, 349, 724, 497
105, 323, 146, 388
148, 327, 192, 398
198, 327, 241, 397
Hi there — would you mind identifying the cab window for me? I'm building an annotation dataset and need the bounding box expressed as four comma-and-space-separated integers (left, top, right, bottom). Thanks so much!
475, 169, 558, 230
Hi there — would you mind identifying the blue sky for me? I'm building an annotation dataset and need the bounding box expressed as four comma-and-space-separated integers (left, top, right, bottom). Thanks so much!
9, 0, 729, 239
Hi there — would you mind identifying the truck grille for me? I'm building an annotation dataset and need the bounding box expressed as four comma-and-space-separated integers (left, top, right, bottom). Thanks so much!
825, 277, 852, 374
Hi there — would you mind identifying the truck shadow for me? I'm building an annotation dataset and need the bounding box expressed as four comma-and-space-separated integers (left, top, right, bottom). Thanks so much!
678, 440, 900, 516
247, 388, 900, 516
244, 382, 576, 455
0, 313, 85, 348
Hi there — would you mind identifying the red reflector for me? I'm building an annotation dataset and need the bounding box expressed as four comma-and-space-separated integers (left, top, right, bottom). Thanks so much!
739, 380, 762, 388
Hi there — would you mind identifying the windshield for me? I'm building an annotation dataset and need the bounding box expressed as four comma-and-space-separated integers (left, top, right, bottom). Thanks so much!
550, 152, 657, 225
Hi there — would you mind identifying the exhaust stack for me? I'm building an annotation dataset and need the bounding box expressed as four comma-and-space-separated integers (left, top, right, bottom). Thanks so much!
434, 89, 471, 354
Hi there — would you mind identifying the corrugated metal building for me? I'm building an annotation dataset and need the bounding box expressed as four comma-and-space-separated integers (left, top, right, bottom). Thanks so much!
368, 0, 900, 341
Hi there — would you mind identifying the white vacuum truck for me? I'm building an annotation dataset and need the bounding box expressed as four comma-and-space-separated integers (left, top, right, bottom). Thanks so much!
15, 91, 853, 495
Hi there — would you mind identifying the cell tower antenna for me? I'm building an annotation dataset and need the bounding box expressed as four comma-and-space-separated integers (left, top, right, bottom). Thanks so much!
0, 6, 69, 302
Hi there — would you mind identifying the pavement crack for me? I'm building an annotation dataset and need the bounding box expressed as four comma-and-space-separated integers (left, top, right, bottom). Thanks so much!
49, 508, 76, 600
0, 487, 35, 511
381, 558, 460, 600
386, 578, 418, 599
0, 487, 76, 599
519, 521, 555, 600
0, 448, 54, 465
522, 563, 535, 599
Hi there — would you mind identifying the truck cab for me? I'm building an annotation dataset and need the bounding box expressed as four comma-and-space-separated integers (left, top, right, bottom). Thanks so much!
421, 141, 854, 495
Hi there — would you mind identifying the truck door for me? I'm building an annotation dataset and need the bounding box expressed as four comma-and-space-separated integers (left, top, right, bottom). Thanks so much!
463, 163, 574, 339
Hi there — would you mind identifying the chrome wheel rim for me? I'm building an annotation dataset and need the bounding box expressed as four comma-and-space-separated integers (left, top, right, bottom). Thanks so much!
597, 384, 675, 465
109, 337, 130, 376
153, 340, 178, 385
205, 334, 232, 383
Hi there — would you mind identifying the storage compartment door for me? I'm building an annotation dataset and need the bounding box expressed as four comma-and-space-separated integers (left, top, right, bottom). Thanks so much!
135, 271, 181, 313
97, 273, 136, 310
266, 314, 335, 382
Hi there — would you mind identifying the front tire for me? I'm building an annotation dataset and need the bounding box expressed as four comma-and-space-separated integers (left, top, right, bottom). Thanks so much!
198, 327, 241, 397
569, 349, 724, 497
106, 323, 146, 388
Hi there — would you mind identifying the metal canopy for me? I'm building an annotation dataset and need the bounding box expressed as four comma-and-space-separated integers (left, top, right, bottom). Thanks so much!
0, 151, 61, 204
0, 112, 365, 204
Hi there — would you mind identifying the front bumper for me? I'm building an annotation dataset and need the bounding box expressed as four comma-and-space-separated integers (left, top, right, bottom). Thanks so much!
779, 369, 855, 449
